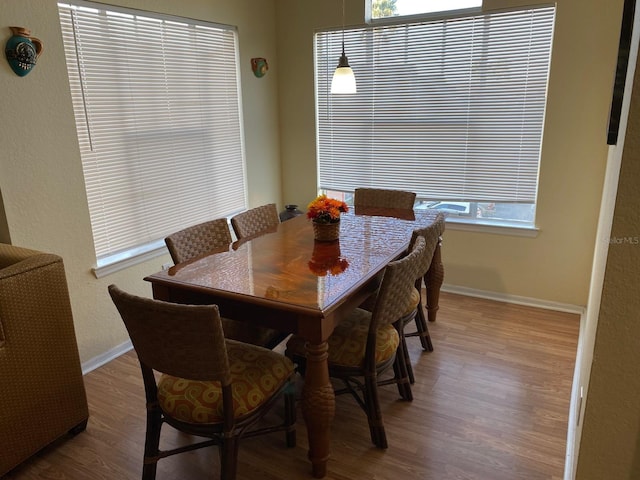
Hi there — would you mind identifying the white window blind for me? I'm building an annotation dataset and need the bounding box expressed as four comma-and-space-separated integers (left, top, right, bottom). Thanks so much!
58, 2, 247, 264
316, 6, 555, 203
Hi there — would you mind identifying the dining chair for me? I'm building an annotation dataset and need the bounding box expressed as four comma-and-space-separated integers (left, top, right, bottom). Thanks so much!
230, 203, 280, 239
403, 213, 446, 354
357, 216, 443, 385
352, 187, 417, 310
353, 188, 416, 210
395, 216, 444, 384
285, 237, 427, 449
108, 285, 297, 480
165, 218, 232, 264
165, 219, 288, 349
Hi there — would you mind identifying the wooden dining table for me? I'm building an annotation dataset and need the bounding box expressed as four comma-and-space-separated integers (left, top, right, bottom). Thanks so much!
144, 207, 444, 478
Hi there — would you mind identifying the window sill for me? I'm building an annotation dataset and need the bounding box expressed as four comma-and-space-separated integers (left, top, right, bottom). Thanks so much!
444, 217, 540, 237
92, 240, 168, 279
90, 217, 538, 279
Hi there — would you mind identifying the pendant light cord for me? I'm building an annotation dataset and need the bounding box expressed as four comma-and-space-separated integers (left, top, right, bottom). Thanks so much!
331, 0, 356, 93
341, 0, 346, 56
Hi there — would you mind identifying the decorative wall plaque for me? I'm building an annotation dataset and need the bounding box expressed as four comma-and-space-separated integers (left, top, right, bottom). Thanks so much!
5, 26, 43, 77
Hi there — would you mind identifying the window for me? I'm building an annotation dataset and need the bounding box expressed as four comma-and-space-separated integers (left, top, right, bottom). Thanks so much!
58, 1, 247, 274
316, 6, 555, 228
369, 0, 482, 20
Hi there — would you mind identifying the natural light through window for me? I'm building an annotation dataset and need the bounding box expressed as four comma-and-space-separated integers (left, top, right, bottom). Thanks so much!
58, 1, 247, 276
317, 6, 554, 230
371, 0, 482, 19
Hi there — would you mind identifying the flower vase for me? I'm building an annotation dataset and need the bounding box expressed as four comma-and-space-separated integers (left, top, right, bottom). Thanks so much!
312, 220, 340, 242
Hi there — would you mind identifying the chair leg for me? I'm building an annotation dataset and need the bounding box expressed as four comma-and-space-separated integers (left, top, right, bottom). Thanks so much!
405, 279, 434, 351
284, 386, 297, 448
401, 330, 416, 386
142, 405, 163, 480
393, 323, 413, 399
220, 436, 239, 480
391, 340, 403, 387
364, 373, 387, 449
390, 347, 405, 398
414, 303, 434, 352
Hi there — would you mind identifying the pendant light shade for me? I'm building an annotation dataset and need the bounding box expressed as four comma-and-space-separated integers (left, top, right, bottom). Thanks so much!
331, 49, 356, 94
331, 0, 356, 94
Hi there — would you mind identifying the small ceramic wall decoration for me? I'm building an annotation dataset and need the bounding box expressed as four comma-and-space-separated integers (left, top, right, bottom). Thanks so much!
5, 26, 43, 77
251, 57, 268, 78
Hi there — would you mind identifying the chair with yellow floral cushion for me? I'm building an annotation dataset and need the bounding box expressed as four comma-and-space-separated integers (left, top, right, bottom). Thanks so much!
352, 187, 417, 314
403, 213, 446, 351
353, 188, 416, 210
165, 219, 288, 350
356, 213, 444, 384
285, 237, 426, 449
392, 217, 443, 384
230, 203, 280, 240
108, 285, 296, 480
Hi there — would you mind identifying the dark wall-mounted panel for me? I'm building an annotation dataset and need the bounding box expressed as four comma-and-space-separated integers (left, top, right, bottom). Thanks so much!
608, 0, 636, 145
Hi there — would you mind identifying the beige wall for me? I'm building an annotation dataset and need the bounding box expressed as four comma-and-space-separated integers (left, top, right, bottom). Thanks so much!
276, 0, 623, 307
0, 0, 282, 363
575, 47, 640, 479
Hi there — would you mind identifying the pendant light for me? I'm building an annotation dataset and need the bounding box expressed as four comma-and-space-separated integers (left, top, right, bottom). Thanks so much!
331, 0, 357, 94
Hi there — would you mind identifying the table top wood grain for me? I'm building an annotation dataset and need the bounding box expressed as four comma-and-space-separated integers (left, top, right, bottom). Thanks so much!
145, 208, 441, 317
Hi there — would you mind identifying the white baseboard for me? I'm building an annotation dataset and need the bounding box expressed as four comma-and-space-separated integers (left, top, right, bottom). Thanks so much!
82, 340, 133, 375
441, 283, 586, 315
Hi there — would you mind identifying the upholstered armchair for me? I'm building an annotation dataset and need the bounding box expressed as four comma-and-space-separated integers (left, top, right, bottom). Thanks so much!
0, 244, 89, 476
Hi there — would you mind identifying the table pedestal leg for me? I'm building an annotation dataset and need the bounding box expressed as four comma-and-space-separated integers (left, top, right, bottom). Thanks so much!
302, 341, 335, 478
425, 239, 444, 322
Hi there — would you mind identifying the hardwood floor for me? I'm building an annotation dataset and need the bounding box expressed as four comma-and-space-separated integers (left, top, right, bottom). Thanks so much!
5, 292, 579, 480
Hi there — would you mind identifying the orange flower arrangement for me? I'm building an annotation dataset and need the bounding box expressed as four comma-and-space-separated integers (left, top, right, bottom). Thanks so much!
307, 194, 349, 224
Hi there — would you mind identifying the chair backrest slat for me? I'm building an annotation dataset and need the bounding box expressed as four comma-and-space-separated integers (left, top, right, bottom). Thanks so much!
231, 203, 280, 239
409, 214, 445, 278
354, 188, 416, 210
165, 218, 232, 264
370, 236, 426, 332
108, 285, 231, 384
